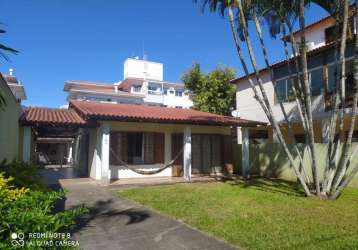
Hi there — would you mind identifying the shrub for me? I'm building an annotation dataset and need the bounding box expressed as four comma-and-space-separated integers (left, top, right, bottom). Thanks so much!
0, 189, 86, 249
0, 172, 28, 201
0, 163, 87, 249
0, 160, 46, 191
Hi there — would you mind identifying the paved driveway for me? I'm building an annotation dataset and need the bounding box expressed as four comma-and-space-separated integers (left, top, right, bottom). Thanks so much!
61, 179, 237, 250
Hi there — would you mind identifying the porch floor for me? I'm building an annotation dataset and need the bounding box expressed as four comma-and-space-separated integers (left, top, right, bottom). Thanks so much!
108, 175, 239, 188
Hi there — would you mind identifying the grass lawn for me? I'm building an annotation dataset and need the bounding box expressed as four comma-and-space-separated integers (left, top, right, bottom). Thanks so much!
118, 179, 358, 250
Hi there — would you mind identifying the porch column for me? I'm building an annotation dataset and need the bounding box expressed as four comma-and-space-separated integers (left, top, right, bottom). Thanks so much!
183, 126, 192, 181
22, 126, 31, 162
73, 128, 83, 167
164, 131, 172, 164
67, 144, 73, 164
100, 123, 111, 184
241, 127, 250, 178
321, 118, 330, 143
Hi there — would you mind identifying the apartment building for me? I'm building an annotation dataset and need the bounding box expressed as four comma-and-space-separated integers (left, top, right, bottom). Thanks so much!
63, 58, 193, 109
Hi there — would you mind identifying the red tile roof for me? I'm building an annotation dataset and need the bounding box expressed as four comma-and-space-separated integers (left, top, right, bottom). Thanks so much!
69, 100, 264, 126
117, 78, 144, 91
20, 107, 87, 126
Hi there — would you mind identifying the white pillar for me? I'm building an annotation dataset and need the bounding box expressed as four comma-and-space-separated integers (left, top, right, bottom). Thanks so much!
242, 127, 250, 178
67, 143, 73, 164
164, 131, 172, 164
22, 126, 31, 162
100, 123, 110, 184
183, 127, 192, 181
237, 127, 243, 144
321, 119, 330, 143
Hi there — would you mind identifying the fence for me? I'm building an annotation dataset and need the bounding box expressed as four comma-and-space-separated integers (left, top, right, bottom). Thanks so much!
233, 143, 358, 188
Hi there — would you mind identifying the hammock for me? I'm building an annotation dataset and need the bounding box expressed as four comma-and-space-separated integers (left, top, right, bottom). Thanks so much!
109, 146, 184, 175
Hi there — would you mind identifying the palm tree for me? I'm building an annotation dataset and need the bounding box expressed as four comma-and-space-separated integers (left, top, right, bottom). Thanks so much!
200, 0, 312, 195
0, 23, 18, 110
198, 0, 355, 198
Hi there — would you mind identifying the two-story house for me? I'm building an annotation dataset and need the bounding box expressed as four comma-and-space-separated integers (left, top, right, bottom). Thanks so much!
233, 7, 357, 144
63, 58, 193, 109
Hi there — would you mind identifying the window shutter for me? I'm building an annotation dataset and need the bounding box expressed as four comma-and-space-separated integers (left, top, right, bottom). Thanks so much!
191, 134, 202, 174
171, 133, 183, 165
144, 132, 154, 164
201, 135, 212, 173
211, 135, 222, 168
223, 135, 233, 164
154, 133, 165, 163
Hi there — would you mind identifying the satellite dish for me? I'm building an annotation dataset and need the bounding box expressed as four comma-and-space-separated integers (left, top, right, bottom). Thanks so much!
231, 110, 240, 117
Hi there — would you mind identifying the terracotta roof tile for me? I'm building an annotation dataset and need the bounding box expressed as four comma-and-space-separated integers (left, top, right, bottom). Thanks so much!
70, 100, 264, 126
20, 107, 87, 126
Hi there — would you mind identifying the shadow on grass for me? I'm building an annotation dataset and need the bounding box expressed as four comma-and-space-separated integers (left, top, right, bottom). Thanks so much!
228, 177, 306, 197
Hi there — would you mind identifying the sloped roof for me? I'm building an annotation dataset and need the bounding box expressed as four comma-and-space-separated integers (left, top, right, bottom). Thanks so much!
69, 100, 264, 126
20, 107, 87, 126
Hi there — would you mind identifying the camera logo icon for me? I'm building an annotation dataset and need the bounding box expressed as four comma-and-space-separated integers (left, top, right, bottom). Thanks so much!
11, 232, 25, 247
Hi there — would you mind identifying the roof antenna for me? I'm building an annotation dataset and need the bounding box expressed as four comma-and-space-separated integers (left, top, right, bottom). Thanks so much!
142, 41, 147, 61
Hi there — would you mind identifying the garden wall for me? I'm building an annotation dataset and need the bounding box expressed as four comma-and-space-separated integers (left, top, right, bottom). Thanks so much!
233, 143, 358, 188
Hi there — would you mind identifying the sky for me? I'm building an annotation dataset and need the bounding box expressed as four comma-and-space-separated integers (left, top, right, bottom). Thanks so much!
0, 0, 328, 108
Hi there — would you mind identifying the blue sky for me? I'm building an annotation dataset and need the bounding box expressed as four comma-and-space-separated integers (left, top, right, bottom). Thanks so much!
0, 0, 328, 107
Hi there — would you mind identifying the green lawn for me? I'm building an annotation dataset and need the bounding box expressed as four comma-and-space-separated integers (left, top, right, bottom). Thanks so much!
118, 179, 358, 250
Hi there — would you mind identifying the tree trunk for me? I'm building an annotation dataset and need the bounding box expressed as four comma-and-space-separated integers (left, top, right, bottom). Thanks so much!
236, 0, 311, 196
331, 0, 352, 193
299, 0, 320, 195
252, 13, 310, 184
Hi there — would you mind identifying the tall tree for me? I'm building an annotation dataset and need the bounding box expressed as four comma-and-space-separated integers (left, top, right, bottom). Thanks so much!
0, 23, 18, 110
198, 0, 356, 199
182, 64, 236, 115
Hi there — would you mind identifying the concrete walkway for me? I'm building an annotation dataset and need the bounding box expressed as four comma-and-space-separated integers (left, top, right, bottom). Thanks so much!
61, 179, 237, 250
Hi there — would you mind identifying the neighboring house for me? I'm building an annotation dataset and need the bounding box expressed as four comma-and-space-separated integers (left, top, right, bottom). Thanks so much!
63, 58, 193, 109
0, 70, 27, 162
20, 100, 262, 181
233, 7, 357, 144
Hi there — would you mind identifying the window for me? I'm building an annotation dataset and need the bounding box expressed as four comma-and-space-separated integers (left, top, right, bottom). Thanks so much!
175, 90, 183, 97
325, 17, 355, 44
110, 132, 164, 165
275, 79, 294, 103
328, 64, 336, 94
163, 88, 168, 95
132, 85, 141, 92
309, 68, 324, 96
327, 59, 354, 95
148, 86, 158, 94
148, 83, 162, 95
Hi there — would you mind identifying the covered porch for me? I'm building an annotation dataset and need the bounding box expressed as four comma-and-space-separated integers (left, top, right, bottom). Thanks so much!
19, 101, 264, 185
69, 100, 263, 184
20, 107, 91, 183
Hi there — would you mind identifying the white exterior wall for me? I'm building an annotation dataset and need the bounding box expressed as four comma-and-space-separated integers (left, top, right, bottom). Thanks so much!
292, 18, 335, 51
124, 58, 163, 81
163, 93, 192, 108
88, 121, 231, 180
236, 71, 327, 124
